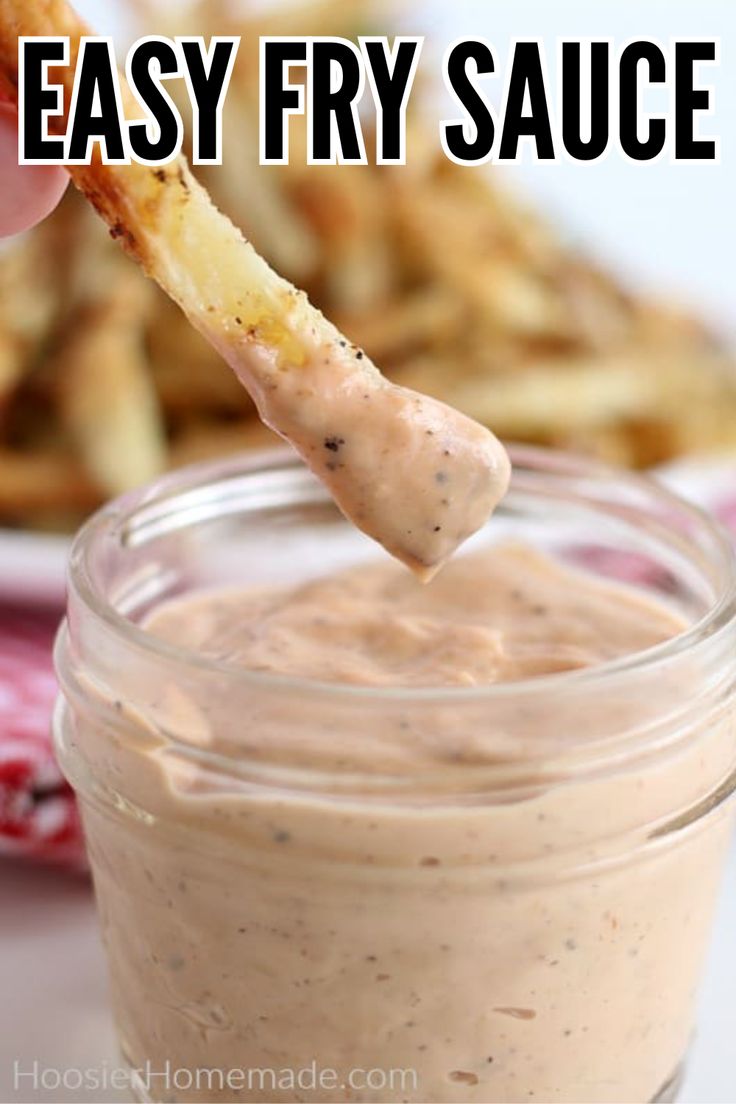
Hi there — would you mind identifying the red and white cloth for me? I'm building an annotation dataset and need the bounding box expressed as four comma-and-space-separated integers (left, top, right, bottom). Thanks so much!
0, 604, 84, 867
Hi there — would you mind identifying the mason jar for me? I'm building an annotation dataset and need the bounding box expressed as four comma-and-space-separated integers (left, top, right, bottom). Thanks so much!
54, 446, 736, 1104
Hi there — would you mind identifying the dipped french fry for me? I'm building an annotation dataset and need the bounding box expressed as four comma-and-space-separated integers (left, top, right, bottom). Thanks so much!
0, 0, 510, 576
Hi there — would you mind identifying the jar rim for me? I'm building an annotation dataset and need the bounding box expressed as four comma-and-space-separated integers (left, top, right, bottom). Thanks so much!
66, 444, 736, 704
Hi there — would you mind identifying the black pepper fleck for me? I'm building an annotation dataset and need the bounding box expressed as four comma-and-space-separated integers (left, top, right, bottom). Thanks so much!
324, 436, 345, 452
109, 222, 135, 249
449, 1072, 479, 1086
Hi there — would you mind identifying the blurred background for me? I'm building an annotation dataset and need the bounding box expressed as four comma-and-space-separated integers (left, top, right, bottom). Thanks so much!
1, 2, 735, 1103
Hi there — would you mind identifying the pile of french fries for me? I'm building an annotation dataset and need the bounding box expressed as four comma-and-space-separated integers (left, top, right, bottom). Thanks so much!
1, 0, 735, 530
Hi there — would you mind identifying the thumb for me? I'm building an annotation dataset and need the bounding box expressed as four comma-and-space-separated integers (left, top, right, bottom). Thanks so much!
0, 103, 69, 237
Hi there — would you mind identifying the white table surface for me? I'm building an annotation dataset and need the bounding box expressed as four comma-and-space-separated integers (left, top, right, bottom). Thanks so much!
0, 842, 734, 1104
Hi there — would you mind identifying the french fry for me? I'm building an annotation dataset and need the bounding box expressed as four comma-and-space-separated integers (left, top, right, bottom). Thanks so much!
0, 446, 99, 517
290, 155, 395, 314
146, 298, 253, 416
203, 97, 321, 284
55, 249, 167, 496
0, 233, 59, 400
333, 287, 468, 365
168, 418, 281, 469
0, 0, 510, 577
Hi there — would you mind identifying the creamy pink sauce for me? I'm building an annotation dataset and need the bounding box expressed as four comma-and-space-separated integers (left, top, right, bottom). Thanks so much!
65, 544, 736, 1102
146, 544, 681, 688
225, 330, 511, 580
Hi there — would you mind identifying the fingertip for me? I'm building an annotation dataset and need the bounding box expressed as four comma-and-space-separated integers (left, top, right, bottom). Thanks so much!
0, 103, 69, 238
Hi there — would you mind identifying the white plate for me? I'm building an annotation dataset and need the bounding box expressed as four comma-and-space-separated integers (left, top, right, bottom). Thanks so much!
0, 530, 71, 606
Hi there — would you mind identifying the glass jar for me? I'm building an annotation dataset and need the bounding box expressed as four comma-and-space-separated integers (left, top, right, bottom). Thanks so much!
54, 446, 736, 1104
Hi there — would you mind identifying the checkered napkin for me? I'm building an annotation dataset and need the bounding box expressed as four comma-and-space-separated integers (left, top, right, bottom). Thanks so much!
0, 603, 84, 867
